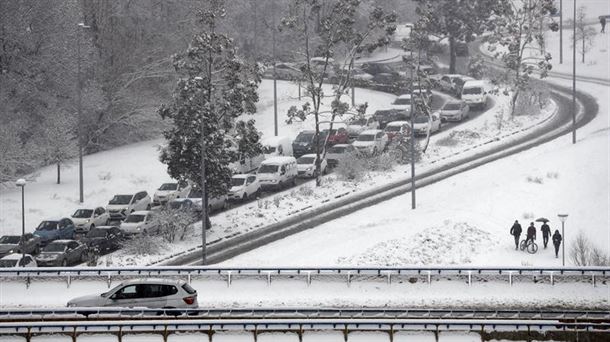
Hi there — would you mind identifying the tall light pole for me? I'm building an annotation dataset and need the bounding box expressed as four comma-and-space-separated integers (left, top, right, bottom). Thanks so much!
15, 179, 26, 267
558, 214, 568, 266
571, 0, 577, 144
272, 3, 278, 137
559, 0, 563, 64
195, 76, 208, 265
77, 22, 90, 204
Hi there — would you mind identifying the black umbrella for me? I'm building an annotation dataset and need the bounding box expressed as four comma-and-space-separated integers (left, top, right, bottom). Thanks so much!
535, 217, 549, 223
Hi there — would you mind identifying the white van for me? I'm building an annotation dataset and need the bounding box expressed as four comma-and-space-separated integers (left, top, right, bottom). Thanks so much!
257, 156, 298, 191
461, 80, 490, 110
262, 136, 293, 159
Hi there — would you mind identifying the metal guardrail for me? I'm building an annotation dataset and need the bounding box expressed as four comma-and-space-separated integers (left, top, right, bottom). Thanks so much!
0, 318, 609, 334
1, 308, 608, 321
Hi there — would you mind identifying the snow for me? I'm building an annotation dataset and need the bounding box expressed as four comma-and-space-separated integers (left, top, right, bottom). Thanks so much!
122, 334, 163, 342
78, 335, 120, 342
1, 337, 25, 342
394, 332, 436, 342
31, 336, 72, 342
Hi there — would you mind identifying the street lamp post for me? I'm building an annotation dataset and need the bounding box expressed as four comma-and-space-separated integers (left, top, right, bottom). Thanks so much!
77, 22, 90, 204
559, 0, 563, 64
571, 0, 576, 144
15, 179, 26, 267
194, 76, 208, 265
558, 214, 568, 266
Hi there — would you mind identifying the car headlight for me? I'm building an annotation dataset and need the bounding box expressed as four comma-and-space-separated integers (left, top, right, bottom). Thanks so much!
67, 302, 77, 308
306, 167, 313, 171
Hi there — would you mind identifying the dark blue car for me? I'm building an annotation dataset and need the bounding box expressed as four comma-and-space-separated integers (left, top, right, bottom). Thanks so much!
33, 218, 76, 246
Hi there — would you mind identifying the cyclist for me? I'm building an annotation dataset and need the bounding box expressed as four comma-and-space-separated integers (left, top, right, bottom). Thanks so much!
525, 222, 536, 245
509, 220, 522, 250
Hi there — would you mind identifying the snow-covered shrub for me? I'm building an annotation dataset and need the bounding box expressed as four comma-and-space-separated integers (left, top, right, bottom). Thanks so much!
333, 152, 368, 182
298, 186, 314, 197
98, 172, 112, 181
436, 130, 481, 147
522, 212, 535, 220
526, 176, 543, 184
546, 172, 559, 179
273, 196, 281, 208
149, 206, 197, 243
365, 152, 396, 172
122, 235, 164, 256
570, 231, 609, 266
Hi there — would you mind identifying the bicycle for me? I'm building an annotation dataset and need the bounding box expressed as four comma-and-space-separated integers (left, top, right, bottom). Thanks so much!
519, 239, 538, 254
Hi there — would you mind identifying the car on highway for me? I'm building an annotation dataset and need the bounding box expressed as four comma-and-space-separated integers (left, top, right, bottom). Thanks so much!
322, 127, 349, 146
352, 130, 388, 155
257, 156, 298, 190
438, 100, 470, 122
36, 240, 88, 267
106, 191, 152, 222
152, 182, 191, 206
453, 75, 475, 97
411, 113, 442, 136
383, 121, 411, 142
326, 144, 355, 168
297, 154, 328, 178
67, 278, 199, 309
33, 218, 76, 246
390, 94, 413, 113
0, 253, 37, 268
81, 226, 124, 253
374, 109, 409, 130
71, 207, 110, 233
120, 211, 157, 236
169, 188, 227, 213
346, 116, 379, 139
0, 234, 41, 258
228, 174, 261, 202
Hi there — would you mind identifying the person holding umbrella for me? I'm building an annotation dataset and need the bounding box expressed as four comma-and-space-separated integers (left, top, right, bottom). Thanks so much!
552, 230, 563, 258
536, 218, 551, 249
510, 220, 522, 250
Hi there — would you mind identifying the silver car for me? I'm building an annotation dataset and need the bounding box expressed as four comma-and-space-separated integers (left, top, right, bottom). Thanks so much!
67, 278, 198, 309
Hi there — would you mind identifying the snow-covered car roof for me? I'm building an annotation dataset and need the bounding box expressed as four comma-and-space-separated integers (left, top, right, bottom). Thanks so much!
261, 156, 297, 165
41, 217, 69, 222
232, 174, 251, 179
129, 210, 150, 216
118, 278, 187, 286
385, 121, 411, 127
49, 239, 78, 244
360, 129, 383, 135
1, 253, 33, 260
298, 154, 319, 159
396, 94, 412, 99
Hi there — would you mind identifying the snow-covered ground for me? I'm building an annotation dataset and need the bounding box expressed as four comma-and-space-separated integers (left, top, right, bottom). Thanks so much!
220, 24, 609, 268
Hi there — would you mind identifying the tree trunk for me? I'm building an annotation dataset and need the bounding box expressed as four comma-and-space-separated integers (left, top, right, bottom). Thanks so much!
582, 38, 585, 63
448, 36, 457, 74
57, 162, 61, 184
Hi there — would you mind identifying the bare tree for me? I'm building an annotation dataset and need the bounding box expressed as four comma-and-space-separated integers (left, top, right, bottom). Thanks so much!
571, 6, 597, 64
149, 206, 197, 243
569, 231, 609, 266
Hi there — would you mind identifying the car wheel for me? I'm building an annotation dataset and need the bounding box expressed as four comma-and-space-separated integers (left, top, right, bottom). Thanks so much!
80, 252, 87, 263
34, 245, 40, 255
146, 204, 151, 210
90, 224, 95, 231
242, 193, 248, 202
61, 259, 68, 267
142, 229, 148, 236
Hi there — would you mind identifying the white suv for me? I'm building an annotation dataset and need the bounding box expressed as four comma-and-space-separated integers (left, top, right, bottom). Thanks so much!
352, 130, 388, 155
120, 210, 157, 235
228, 174, 260, 201
153, 182, 191, 206
67, 278, 198, 309
71, 207, 110, 233
106, 191, 152, 221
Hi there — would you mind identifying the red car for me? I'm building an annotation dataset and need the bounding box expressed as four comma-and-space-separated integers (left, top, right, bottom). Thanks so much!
322, 128, 349, 145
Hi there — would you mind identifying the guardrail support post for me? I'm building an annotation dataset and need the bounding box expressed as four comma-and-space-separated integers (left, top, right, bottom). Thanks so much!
550, 272, 554, 286
592, 274, 596, 287
468, 271, 472, 286
187, 274, 191, 284
387, 272, 392, 285
25, 276, 31, 289
347, 272, 352, 287
427, 271, 431, 285
107, 274, 112, 288
227, 271, 232, 287
266, 271, 271, 286
307, 271, 311, 287
509, 271, 513, 286
67, 274, 71, 288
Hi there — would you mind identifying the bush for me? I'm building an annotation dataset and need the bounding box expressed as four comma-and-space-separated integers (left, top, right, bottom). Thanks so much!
333, 152, 368, 181
149, 206, 198, 243
569, 231, 609, 266
122, 235, 164, 256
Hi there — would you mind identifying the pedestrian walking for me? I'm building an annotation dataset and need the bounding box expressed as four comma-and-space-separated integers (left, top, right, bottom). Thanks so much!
525, 222, 536, 245
541, 222, 551, 248
510, 220, 522, 250
600, 16, 606, 33
552, 229, 562, 258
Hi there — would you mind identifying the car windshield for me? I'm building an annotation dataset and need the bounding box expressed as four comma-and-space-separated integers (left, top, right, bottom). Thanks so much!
393, 98, 411, 105
44, 243, 66, 253
102, 284, 123, 298
297, 157, 315, 164
263, 146, 276, 154
295, 133, 314, 142
36, 221, 58, 231
72, 209, 93, 218
187, 190, 202, 198
0, 260, 18, 267
231, 178, 246, 186
0, 236, 20, 244
349, 119, 366, 126
109, 195, 132, 205
443, 103, 462, 110
258, 164, 279, 173
357, 134, 375, 142
328, 146, 346, 153
414, 116, 429, 124
86, 229, 108, 238
385, 125, 402, 132
124, 214, 145, 223
159, 183, 178, 191
462, 87, 482, 95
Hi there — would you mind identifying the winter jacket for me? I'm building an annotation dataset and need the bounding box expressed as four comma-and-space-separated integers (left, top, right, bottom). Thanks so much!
510, 223, 522, 236
553, 232, 562, 245
541, 224, 551, 237
526, 226, 536, 239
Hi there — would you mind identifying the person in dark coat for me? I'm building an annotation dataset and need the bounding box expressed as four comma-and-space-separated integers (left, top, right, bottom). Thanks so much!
540, 222, 551, 248
552, 230, 562, 258
510, 220, 522, 250
601, 16, 607, 33
525, 222, 536, 245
